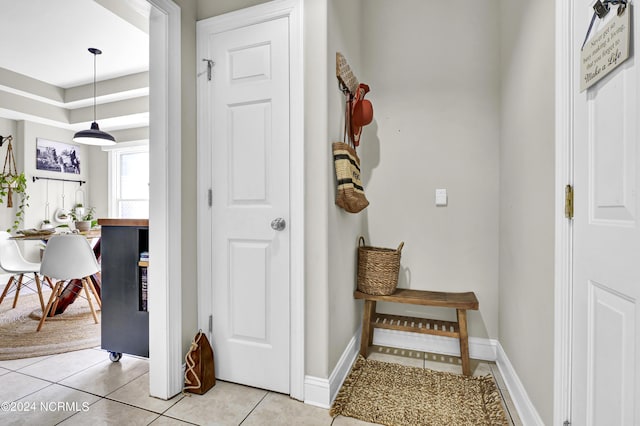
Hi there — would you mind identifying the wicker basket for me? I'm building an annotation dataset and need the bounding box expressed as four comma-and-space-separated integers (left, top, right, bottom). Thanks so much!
357, 236, 404, 295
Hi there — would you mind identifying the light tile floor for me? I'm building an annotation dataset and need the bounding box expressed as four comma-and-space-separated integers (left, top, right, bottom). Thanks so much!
0, 345, 521, 425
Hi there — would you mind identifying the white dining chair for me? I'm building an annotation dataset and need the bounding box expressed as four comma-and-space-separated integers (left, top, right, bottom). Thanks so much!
0, 231, 52, 312
37, 234, 101, 331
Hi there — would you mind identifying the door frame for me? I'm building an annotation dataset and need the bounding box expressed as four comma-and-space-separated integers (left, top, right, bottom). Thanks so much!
147, 0, 183, 399
195, 0, 305, 400
554, 0, 574, 424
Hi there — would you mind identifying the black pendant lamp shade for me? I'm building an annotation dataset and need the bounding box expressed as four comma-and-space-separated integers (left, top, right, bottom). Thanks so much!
73, 121, 115, 145
73, 48, 116, 146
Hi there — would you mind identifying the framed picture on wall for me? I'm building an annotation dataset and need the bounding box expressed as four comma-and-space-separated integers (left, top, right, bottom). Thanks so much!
36, 138, 81, 174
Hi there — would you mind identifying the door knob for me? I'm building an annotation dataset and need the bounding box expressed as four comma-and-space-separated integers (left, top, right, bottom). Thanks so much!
271, 218, 286, 231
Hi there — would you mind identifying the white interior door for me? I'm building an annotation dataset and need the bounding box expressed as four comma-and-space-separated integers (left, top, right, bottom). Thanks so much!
201, 16, 290, 394
572, 2, 640, 424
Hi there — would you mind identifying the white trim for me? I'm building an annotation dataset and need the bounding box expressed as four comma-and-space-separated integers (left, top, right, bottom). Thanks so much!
302, 376, 331, 409
376, 330, 544, 423
554, 0, 574, 425
287, 0, 305, 402
146, 0, 183, 400
373, 329, 498, 362
101, 140, 149, 151
196, 0, 305, 401
107, 145, 150, 218
195, 0, 212, 371
496, 342, 545, 426
304, 330, 360, 409
302, 327, 544, 425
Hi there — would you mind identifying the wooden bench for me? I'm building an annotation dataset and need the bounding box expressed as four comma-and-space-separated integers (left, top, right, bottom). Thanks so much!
354, 289, 479, 376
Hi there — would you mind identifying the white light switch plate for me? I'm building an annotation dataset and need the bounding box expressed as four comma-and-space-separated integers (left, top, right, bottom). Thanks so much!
435, 188, 447, 206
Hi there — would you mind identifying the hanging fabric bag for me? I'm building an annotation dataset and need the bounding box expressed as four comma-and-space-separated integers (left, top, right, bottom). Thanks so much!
333, 141, 369, 213
333, 82, 369, 213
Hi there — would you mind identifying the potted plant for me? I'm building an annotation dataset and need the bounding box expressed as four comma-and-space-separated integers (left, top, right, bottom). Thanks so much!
0, 172, 28, 232
0, 136, 29, 232
71, 206, 95, 232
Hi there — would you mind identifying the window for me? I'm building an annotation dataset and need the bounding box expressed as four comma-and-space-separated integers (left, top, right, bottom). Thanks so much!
109, 145, 149, 218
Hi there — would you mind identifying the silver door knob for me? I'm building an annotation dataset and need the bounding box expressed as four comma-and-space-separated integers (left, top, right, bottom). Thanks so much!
271, 218, 286, 231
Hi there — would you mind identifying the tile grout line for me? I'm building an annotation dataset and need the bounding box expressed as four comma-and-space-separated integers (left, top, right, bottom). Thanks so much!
102, 390, 186, 417
4, 380, 55, 404
0, 355, 55, 372
12, 358, 109, 385
9, 362, 157, 421
238, 391, 270, 425
151, 414, 200, 426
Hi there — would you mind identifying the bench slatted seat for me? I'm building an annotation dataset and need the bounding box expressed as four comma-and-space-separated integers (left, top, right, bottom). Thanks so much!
354, 289, 479, 376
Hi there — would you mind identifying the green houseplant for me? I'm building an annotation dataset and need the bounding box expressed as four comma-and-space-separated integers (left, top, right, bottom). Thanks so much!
0, 136, 28, 232
0, 172, 29, 233
70, 205, 96, 232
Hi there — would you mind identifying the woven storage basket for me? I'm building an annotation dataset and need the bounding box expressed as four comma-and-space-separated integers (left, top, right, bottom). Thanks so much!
357, 236, 404, 295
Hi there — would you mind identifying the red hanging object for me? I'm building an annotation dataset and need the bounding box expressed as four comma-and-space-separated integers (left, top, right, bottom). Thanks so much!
349, 84, 373, 147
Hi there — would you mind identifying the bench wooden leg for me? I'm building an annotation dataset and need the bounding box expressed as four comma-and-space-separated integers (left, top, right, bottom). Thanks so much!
368, 301, 376, 347
457, 308, 471, 376
360, 300, 376, 357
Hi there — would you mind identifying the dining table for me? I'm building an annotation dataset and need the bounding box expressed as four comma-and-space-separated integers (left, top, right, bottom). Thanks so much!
11, 228, 102, 316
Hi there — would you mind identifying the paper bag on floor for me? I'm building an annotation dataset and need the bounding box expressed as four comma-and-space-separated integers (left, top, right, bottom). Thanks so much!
184, 331, 216, 394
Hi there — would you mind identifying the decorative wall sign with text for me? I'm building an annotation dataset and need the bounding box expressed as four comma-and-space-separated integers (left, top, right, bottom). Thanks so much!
580, 6, 631, 92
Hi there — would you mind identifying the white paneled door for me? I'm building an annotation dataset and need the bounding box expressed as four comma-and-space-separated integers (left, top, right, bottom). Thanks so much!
572, 2, 640, 425
202, 16, 290, 393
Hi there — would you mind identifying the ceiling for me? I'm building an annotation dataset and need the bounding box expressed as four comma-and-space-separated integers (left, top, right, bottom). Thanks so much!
0, 0, 150, 136
0, 0, 149, 88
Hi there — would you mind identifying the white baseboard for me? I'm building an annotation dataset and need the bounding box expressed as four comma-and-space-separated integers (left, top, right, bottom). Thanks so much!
303, 329, 360, 408
373, 328, 498, 361
304, 328, 543, 425
495, 342, 544, 426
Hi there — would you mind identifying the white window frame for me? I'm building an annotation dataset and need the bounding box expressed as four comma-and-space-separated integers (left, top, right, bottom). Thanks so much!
105, 141, 150, 218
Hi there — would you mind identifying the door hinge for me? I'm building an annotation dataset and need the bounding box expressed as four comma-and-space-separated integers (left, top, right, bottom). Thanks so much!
565, 184, 574, 219
202, 58, 215, 81
563, 420, 571, 426
208, 189, 212, 207
208, 315, 213, 333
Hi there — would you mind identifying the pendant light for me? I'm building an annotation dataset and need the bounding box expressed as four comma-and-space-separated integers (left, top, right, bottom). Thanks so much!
73, 48, 116, 146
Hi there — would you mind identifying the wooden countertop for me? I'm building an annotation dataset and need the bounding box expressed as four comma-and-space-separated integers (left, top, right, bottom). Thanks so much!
11, 228, 102, 241
98, 219, 149, 227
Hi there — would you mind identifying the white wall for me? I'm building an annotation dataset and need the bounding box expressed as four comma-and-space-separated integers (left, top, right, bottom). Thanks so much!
302, 0, 331, 379
86, 147, 108, 218
359, 0, 501, 339
171, 0, 199, 357
327, 0, 365, 372
15, 121, 91, 261
499, 1, 555, 423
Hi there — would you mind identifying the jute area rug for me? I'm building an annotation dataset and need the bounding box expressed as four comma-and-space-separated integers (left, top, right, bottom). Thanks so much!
0, 290, 100, 360
331, 355, 509, 426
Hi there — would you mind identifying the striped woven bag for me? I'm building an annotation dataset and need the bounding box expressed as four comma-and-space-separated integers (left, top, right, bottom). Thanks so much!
333, 141, 369, 213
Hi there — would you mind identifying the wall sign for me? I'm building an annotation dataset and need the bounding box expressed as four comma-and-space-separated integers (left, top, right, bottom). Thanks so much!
580, 6, 631, 92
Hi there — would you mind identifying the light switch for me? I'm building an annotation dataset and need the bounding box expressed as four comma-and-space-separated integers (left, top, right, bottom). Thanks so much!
435, 188, 447, 206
